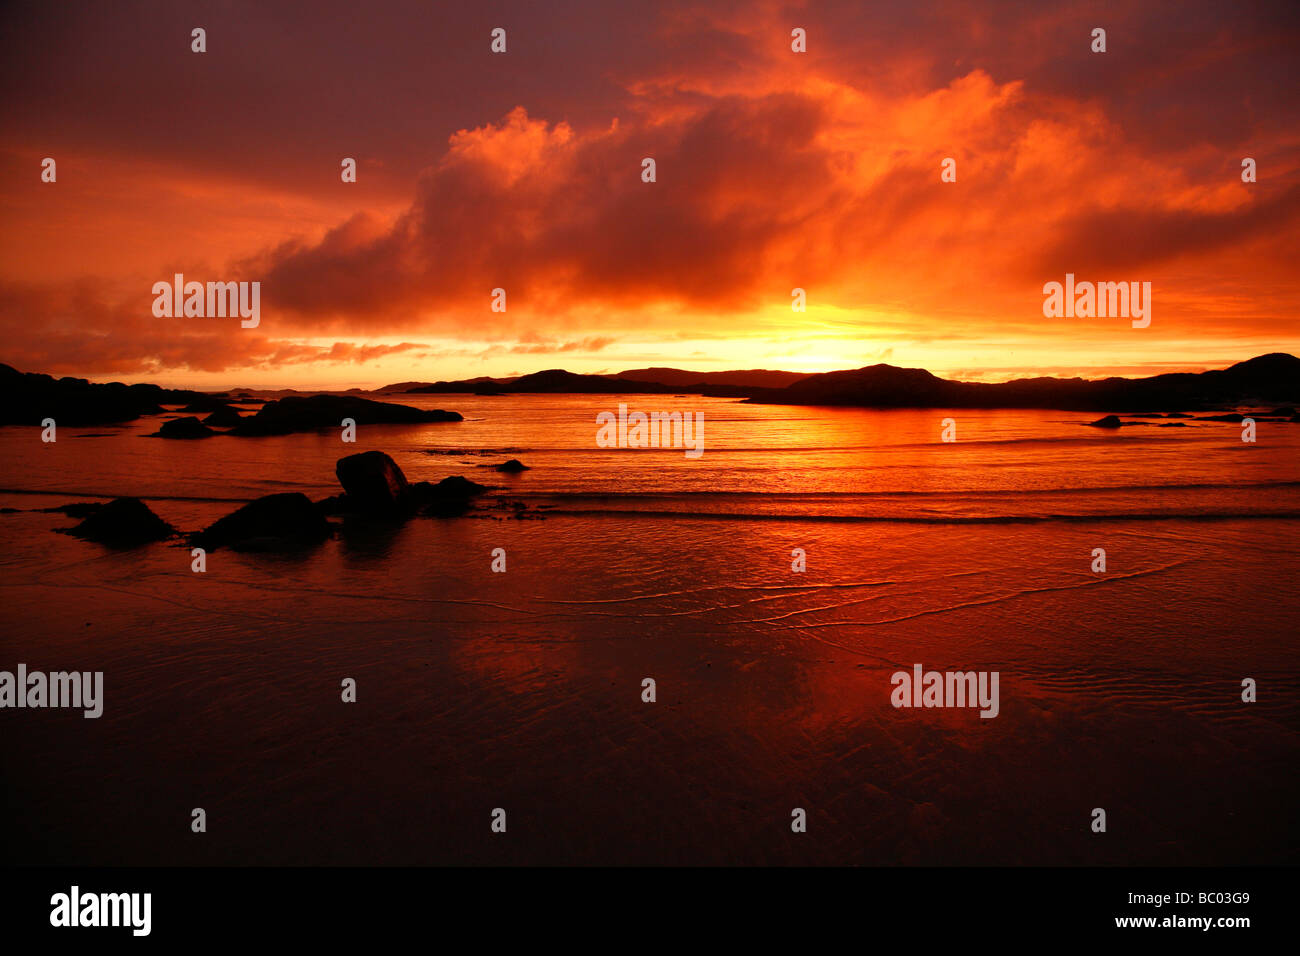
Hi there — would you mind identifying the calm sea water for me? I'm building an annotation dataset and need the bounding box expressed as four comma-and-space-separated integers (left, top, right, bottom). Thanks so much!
2, 395, 1297, 864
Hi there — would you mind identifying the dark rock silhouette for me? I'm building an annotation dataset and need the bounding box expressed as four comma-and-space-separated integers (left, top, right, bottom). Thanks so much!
1087, 415, 1123, 428
202, 406, 244, 428
324, 453, 489, 518
313, 495, 346, 516
410, 475, 489, 516
62, 497, 174, 546
192, 493, 330, 551
230, 395, 462, 436
335, 451, 409, 512
153, 416, 215, 439
40, 502, 104, 518
0, 363, 208, 426
493, 459, 529, 472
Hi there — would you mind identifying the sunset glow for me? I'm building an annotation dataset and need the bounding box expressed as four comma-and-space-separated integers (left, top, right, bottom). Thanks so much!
2, 1, 1297, 388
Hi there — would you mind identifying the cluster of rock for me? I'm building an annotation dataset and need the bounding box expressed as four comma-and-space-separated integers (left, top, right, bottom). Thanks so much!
1087, 406, 1300, 428
0, 363, 208, 426
55, 450, 500, 550
319, 450, 487, 518
149, 395, 463, 438
229, 396, 461, 436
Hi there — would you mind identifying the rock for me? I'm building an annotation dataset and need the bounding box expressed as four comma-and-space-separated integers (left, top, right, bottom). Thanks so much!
62, 497, 174, 546
409, 475, 489, 516
335, 451, 409, 512
40, 502, 105, 518
202, 405, 244, 428
1157, 422, 1188, 427
153, 416, 216, 439
230, 395, 462, 436
313, 495, 347, 516
1087, 415, 1123, 428
0, 362, 210, 426
192, 492, 331, 551
493, 459, 529, 473
1271, 406, 1296, 417
1196, 413, 1247, 422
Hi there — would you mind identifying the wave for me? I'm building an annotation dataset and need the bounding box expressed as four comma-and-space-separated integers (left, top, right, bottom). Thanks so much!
416, 435, 1222, 453
533, 508, 1300, 524
508, 481, 1300, 500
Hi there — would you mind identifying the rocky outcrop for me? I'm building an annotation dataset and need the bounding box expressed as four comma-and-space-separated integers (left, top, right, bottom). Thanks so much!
201, 406, 245, 428
192, 492, 331, 551
230, 395, 462, 436
493, 459, 529, 473
153, 416, 216, 438
409, 475, 489, 516
62, 497, 175, 546
1087, 415, 1123, 428
0, 363, 207, 426
321, 452, 490, 517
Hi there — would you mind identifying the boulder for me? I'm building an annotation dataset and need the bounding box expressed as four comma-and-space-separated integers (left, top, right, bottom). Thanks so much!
202, 405, 244, 428
1087, 415, 1123, 428
62, 497, 174, 546
335, 451, 409, 512
230, 395, 462, 436
154, 416, 215, 439
192, 492, 331, 551
493, 458, 529, 473
409, 475, 489, 516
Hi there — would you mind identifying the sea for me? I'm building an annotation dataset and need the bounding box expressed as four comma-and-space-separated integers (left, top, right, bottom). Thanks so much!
1, 393, 1297, 864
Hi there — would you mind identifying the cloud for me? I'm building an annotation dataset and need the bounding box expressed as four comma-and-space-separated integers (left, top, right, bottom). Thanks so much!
1, 0, 1297, 383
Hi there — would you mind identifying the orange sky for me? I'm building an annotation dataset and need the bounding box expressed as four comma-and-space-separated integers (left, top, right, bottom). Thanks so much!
1, 0, 1298, 389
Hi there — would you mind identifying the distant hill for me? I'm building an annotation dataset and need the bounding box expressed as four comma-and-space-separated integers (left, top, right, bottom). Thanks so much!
613, 368, 810, 389
7, 354, 1296, 421
387, 355, 1300, 408
743, 353, 1300, 411
398, 369, 680, 395
389, 367, 802, 396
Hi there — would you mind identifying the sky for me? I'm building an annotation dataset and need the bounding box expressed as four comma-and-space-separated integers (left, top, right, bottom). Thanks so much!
1, 0, 1297, 389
